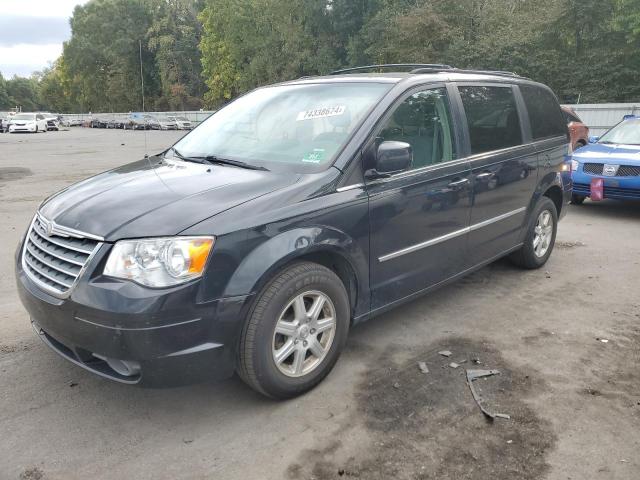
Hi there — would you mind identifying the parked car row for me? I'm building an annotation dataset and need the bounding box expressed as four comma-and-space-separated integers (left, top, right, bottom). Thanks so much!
1, 112, 196, 132
87, 114, 193, 130
0, 112, 60, 133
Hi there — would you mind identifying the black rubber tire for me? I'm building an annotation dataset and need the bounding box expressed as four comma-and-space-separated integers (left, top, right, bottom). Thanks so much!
237, 262, 350, 399
571, 194, 585, 205
509, 196, 558, 269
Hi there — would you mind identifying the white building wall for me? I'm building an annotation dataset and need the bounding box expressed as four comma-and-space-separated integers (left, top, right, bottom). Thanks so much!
564, 104, 640, 136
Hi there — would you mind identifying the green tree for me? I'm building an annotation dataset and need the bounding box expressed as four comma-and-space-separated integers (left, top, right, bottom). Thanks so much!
6, 76, 41, 111
38, 58, 75, 112
147, 0, 205, 110
199, 0, 339, 107
64, 0, 158, 112
0, 73, 10, 109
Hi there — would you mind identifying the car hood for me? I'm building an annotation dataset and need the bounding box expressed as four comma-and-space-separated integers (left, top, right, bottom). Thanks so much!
40, 157, 300, 241
574, 143, 640, 164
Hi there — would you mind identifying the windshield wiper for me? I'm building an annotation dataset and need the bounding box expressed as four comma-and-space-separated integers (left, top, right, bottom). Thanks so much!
168, 147, 196, 162
168, 148, 268, 171
192, 155, 268, 171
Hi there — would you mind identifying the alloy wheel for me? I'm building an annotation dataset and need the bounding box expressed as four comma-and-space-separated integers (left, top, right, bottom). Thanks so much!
272, 290, 337, 378
533, 209, 553, 257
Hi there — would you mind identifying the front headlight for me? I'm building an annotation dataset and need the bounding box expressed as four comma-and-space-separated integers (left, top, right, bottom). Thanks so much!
104, 236, 215, 287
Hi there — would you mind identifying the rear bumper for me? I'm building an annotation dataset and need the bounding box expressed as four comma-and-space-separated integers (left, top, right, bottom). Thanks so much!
16, 243, 252, 387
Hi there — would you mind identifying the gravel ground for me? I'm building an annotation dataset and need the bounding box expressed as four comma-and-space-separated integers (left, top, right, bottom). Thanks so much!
1, 129, 639, 480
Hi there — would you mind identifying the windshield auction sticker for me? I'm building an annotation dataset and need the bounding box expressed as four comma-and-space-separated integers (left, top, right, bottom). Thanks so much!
302, 149, 326, 163
297, 106, 346, 121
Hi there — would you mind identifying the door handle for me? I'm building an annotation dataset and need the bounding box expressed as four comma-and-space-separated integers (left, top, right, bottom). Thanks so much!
475, 172, 494, 180
448, 178, 470, 188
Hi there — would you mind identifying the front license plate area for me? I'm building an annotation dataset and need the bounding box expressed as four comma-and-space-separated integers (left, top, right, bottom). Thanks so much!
590, 178, 604, 201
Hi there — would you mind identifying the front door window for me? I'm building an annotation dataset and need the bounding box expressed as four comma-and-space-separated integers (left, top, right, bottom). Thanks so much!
378, 88, 457, 170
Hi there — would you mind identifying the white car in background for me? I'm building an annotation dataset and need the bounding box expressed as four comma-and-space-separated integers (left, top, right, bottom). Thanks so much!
45, 116, 60, 131
168, 115, 193, 130
8, 113, 47, 133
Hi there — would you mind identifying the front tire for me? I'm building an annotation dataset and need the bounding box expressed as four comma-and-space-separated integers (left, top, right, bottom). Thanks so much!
237, 262, 350, 399
509, 196, 558, 269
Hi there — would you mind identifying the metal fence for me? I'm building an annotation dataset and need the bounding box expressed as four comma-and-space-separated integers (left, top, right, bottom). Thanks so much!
563, 103, 640, 136
60, 110, 215, 125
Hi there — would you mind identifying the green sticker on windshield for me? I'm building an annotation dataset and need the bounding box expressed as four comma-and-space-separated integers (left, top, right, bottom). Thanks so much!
302, 149, 325, 163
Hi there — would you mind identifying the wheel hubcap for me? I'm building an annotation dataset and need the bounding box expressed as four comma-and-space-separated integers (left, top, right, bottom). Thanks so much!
533, 210, 553, 258
272, 290, 337, 378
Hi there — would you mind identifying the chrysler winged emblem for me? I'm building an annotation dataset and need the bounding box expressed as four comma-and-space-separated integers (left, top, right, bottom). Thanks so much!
39, 217, 54, 236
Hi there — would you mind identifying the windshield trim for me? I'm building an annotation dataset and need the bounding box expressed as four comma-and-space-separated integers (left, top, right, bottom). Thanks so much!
169, 81, 394, 174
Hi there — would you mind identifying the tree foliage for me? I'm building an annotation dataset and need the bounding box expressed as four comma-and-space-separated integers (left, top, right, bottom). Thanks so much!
199, 0, 640, 106
4, 75, 41, 111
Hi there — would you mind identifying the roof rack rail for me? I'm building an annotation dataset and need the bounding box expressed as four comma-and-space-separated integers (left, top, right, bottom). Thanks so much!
330, 64, 453, 75
411, 67, 523, 78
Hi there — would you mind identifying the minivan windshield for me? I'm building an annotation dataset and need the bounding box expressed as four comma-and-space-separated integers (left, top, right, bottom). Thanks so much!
13, 113, 36, 120
170, 82, 392, 172
599, 118, 640, 145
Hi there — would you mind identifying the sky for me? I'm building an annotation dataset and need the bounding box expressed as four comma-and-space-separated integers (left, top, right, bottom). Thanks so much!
0, 0, 90, 78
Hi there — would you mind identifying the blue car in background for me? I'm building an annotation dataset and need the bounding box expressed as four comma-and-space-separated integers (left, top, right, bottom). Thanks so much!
571, 116, 640, 203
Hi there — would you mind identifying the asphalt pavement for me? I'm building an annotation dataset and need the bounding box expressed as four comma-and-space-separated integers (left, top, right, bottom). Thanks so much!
1, 128, 638, 480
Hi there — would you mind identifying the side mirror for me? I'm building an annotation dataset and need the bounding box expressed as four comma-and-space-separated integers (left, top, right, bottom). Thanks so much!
588, 136, 599, 144
366, 141, 413, 178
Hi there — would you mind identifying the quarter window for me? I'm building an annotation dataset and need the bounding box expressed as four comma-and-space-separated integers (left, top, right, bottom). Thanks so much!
377, 88, 457, 170
459, 86, 523, 155
520, 85, 567, 139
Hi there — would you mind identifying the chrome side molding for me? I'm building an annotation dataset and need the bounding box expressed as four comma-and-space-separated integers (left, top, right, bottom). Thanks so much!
379, 207, 526, 262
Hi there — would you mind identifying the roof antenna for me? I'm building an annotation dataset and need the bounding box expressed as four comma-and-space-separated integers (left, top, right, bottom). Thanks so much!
139, 39, 148, 159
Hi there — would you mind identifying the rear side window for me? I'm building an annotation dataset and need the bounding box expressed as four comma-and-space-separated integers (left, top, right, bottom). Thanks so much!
458, 86, 523, 155
520, 85, 567, 139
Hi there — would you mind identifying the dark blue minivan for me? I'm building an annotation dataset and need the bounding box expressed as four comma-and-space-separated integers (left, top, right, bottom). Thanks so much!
16, 65, 571, 398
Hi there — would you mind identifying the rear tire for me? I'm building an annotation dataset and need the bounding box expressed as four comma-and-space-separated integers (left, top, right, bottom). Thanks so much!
571, 194, 585, 205
509, 196, 558, 269
237, 262, 350, 399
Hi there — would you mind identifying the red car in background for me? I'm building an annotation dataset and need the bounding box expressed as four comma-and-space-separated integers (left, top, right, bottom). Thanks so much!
562, 106, 589, 151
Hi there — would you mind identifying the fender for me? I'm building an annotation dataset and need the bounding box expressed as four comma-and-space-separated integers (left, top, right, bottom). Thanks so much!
535, 170, 563, 201
520, 171, 564, 241
222, 225, 370, 314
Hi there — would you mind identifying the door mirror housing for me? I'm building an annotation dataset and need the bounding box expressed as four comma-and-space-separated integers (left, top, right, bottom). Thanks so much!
588, 135, 600, 144
366, 141, 413, 178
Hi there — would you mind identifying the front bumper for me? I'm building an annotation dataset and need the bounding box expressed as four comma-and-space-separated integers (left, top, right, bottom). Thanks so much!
572, 169, 640, 200
16, 242, 251, 387
10, 125, 36, 132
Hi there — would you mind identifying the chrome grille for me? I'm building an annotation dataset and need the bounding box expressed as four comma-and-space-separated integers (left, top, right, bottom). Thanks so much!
22, 215, 101, 296
583, 163, 603, 175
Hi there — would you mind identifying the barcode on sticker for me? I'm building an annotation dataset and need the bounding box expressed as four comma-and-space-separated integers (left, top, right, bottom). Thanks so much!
297, 106, 345, 121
